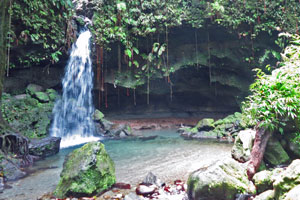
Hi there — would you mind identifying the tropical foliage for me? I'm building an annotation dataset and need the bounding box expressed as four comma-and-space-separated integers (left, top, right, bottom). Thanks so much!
9, 0, 73, 67
242, 33, 300, 140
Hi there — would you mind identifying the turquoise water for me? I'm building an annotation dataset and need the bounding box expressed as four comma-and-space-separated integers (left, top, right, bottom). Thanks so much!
1, 129, 232, 200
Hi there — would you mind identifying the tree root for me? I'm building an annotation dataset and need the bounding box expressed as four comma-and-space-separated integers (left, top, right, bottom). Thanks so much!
247, 127, 272, 180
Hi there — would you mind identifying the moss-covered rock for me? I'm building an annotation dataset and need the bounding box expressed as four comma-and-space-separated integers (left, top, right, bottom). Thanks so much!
273, 159, 300, 200
231, 129, 256, 163
196, 118, 215, 131
54, 142, 116, 198
33, 92, 50, 103
93, 109, 105, 121
264, 137, 290, 166
1, 93, 56, 138
25, 84, 43, 95
46, 88, 58, 101
187, 158, 256, 200
253, 170, 273, 194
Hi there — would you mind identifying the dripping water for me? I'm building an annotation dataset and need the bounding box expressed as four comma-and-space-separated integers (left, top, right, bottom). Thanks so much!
50, 30, 100, 148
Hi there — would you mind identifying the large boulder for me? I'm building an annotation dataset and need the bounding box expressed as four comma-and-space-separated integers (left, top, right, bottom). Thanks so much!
29, 137, 61, 158
187, 158, 256, 200
284, 185, 300, 200
231, 129, 256, 162
264, 137, 290, 166
273, 159, 300, 200
54, 142, 115, 198
0, 159, 26, 181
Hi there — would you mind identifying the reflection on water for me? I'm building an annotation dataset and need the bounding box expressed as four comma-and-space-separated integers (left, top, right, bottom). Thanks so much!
1, 129, 232, 200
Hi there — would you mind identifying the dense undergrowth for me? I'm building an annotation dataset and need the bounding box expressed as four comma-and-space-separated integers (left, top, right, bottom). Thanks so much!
242, 33, 300, 142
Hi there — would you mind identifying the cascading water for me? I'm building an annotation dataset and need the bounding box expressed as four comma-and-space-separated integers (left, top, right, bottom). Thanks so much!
50, 30, 100, 148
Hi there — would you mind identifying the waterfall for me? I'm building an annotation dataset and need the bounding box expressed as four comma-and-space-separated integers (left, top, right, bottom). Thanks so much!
50, 30, 100, 148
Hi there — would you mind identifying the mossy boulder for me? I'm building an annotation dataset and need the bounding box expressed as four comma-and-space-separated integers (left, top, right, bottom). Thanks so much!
93, 109, 105, 121
54, 142, 116, 198
253, 170, 273, 194
33, 92, 50, 103
1, 95, 54, 138
196, 118, 215, 131
25, 84, 43, 95
231, 129, 256, 163
264, 137, 290, 166
187, 158, 256, 200
45, 88, 58, 101
273, 159, 300, 200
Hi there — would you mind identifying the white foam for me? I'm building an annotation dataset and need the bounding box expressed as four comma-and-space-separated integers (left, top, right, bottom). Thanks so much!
60, 135, 101, 148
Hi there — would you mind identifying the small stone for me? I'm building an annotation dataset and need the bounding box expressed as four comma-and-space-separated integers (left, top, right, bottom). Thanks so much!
112, 193, 123, 199
143, 172, 164, 187
119, 131, 127, 138
124, 193, 144, 200
114, 182, 131, 190
136, 184, 156, 196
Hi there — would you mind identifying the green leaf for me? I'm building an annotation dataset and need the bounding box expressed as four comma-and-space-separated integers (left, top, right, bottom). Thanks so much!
125, 49, 132, 58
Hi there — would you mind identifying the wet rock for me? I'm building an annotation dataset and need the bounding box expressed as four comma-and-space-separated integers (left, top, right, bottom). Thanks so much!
110, 124, 132, 138
231, 129, 256, 163
29, 137, 61, 158
253, 190, 275, 200
102, 119, 114, 131
273, 159, 300, 199
143, 172, 164, 188
264, 137, 290, 166
187, 158, 256, 200
113, 182, 131, 190
137, 135, 158, 141
284, 185, 300, 200
26, 83, 44, 95
33, 92, 50, 103
54, 142, 115, 198
1, 159, 26, 181
253, 170, 272, 194
136, 184, 156, 196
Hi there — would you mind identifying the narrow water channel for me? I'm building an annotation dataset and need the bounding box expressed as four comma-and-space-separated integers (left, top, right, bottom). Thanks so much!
1, 129, 232, 200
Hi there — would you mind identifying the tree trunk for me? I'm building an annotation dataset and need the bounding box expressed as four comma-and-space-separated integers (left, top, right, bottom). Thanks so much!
247, 127, 272, 180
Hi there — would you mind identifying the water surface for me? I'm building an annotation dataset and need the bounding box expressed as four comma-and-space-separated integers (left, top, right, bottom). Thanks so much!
1, 130, 232, 200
